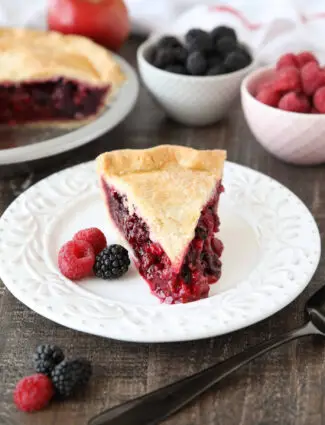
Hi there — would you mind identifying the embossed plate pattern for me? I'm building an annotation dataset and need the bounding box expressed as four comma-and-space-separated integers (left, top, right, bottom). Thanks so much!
0, 161, 321, 342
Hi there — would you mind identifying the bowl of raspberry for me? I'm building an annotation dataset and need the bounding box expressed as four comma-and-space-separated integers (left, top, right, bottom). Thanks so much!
241, 51, 325, 165
137, 27, 255, 126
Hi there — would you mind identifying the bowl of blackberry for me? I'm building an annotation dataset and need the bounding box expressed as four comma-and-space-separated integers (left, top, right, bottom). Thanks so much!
137, 26, 255, 126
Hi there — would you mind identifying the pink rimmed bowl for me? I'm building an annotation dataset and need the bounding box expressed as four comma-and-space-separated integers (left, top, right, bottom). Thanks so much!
241, 66, 325, 165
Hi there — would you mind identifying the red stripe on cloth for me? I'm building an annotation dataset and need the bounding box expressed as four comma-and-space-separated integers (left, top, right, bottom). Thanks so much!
208, 5, 262, 30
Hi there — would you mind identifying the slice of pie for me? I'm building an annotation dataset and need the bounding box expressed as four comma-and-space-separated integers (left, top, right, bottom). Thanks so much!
97, 145, 226, 304
0, 28, 124, 126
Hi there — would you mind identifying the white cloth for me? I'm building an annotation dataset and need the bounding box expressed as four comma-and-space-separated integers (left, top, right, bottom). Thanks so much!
1, 0, 325, 64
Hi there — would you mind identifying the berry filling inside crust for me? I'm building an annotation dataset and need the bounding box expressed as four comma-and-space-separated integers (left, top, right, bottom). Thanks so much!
102, 179, 224, 304
0, 77, 109, 124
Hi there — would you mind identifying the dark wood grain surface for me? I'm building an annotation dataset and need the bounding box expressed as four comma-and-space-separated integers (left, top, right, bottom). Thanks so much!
0, 37, 324, 425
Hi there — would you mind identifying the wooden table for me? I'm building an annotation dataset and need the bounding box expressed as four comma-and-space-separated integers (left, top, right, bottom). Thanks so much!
0, 37, 324, 425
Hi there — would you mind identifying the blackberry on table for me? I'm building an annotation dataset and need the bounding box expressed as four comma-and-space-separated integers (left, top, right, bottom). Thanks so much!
157, 35, 182, 50
51, 359, 92, 399
94, 244, 130, 279
165, 64, 187, 74
211, 26, 237, 43
186, 51, 207, 75
224, 49, 251, 72
216, 36, 238, 56
33, 344, 64, 376
206, 63, 227, 76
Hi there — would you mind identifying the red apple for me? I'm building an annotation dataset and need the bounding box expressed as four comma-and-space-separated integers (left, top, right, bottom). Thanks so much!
47, 0, 130, 51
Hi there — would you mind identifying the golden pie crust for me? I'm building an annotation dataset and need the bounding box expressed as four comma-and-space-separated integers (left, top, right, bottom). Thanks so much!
97, 145, 226, 264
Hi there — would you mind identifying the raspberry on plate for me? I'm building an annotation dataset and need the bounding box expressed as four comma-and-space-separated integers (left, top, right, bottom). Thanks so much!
276, 53, 298, 70
278, 92, 310, 113
301, 62, 325, 96
14, 374, 54, 412
296, 51, 318, 68
58, 240, 95, 280
313, 86, 325, 113
73, 227, 107, 255
273, 66, 301, 93
256, 87, 281, 107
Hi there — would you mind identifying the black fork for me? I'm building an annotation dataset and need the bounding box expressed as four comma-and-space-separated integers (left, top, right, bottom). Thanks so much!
88, 285, 325, 425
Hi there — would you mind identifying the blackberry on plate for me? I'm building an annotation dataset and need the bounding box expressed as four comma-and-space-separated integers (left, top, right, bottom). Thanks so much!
33, 344, 64, 376
186, 51, 207, 75
224, 49, 251, 72
165, 64, 187, 74
51, 359, 92, 398
157, 35, 182, 50
185, 28, 213, 53
94, 244, 130, 279
216, 36, 237, 56
206, 64, 227, 76
211, 26, 237, 43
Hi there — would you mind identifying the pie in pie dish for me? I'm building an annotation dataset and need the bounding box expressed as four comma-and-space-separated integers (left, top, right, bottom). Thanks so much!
97, 145, 226, 304
0, 28, 125, 126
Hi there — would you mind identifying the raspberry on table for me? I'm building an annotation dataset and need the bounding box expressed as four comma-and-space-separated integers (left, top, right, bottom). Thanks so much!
186, 51, 207, 75
301, 62, 325, 96
313, 86, 325, 113
94, 244, 130, 279
278, 92, 310, 113
276, 53, 299, 70
296, 51, 318, 68
73, 227, 107, 256
14, 374, 54, 412
33, 344, 64, 376
58, 240, 95, 280
256, 87, 281, 107
273, 66, 301, 92
51, 359, 92, 399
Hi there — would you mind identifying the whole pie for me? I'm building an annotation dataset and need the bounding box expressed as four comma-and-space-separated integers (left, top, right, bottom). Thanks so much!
97, 145, 226, 304
0, 28, 125, 126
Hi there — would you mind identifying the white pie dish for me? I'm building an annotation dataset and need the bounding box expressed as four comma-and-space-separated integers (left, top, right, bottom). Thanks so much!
0, 160, 320, 343
137, 37, 256, 126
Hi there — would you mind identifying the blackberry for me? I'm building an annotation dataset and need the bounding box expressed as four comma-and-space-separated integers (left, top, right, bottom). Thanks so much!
216, 36, 237, 56
33, 344, 64, 376
94, 244, 130, 279
172, 46, 188, 64
157, 36, 182, 50
206, 64, 227, 76
211, 26, 237, 43
51, 359, 92, 399
165, 64, 187, 75
185, 29, 213, 53
186, 51, 207, 76
153, 48, 177, 68
224, 50, 251, 72
206, 54, 223, 69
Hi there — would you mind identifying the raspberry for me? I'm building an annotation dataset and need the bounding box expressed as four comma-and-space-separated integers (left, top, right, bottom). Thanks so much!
276, 53, 298, 70
58, 240, 95, 280
256, 80, 275, 93
256, 87, 281, 107
311, 107, 319, 114
73, 228, 107, 255
14, 374, 54, 412
301, 62, 325, 96
273, 67, 301, 92
296, 51, 318, 68
278, 92, 310, 113
313, 86, 325, 113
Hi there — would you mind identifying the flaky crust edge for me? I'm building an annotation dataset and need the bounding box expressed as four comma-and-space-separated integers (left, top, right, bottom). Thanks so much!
96, 145, 226, 179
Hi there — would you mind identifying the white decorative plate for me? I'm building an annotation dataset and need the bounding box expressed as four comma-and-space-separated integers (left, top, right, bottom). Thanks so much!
0, 161, 320, 342
0, 55, 139, 165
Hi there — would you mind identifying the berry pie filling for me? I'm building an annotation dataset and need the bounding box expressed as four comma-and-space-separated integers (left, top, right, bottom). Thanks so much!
0, 77, 110, 124
102, 179, 224, 304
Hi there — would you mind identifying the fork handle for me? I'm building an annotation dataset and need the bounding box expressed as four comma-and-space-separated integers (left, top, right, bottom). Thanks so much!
88, 321, 319, 425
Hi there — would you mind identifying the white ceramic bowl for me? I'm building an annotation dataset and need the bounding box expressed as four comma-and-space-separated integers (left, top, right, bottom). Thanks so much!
137, 38, 256, 126
241, 66, 325, 165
